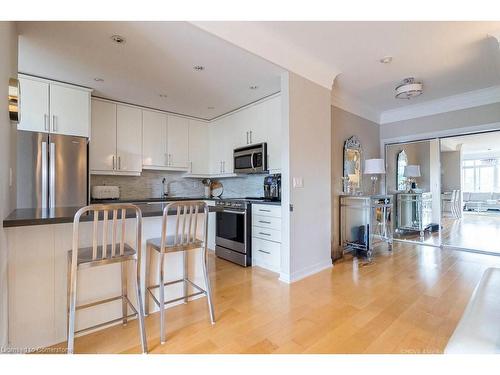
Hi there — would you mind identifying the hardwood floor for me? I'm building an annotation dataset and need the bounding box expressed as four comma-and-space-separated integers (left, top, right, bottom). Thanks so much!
49, 243, 500, 354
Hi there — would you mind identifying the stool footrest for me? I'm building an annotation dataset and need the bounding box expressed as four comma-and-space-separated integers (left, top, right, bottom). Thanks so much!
73, 295, 138, 335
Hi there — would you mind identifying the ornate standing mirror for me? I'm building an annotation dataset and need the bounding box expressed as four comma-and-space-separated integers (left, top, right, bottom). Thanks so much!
343, 136, 363, 193
396, 150, 408, 191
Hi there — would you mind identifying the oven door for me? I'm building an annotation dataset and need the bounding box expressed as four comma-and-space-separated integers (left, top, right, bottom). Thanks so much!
216, 209, 247, 253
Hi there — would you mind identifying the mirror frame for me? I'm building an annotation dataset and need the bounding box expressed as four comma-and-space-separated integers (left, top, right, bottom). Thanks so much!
343, 136, 363, 193
396, 150, 408, 191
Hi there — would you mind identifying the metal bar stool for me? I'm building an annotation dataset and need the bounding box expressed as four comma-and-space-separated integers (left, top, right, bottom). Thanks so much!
145, 201, 215, 344
67, 203, 148, 354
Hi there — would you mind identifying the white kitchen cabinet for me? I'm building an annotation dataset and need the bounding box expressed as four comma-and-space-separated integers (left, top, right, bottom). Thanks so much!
188, 119, 210, 175
116, 105, 143, 174
90, 99, 116, 172
209, 116, 234, 175
167, 115, 190, 169
49, 83, 90, 137
142, 110, 168, 168
18, 75, 90, 137
252, 203, 281, 273
262, 96, 281, 172
18, 77, 50, 133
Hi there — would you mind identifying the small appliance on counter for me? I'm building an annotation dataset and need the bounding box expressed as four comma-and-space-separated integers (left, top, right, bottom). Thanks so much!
264, 174, 281, 201
91, 185, 120, 201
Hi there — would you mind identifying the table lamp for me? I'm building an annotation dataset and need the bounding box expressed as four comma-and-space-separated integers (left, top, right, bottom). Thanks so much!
364, 159, 385, 195
404, 165, 421, 192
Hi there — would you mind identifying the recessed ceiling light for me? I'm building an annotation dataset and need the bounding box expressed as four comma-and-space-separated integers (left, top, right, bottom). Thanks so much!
93, 77, 104, 82
193, 65, 205, 71
159, 94, 168, 98
380, 56, 393, 64
111, 35, 126, 44
208, 106, 215, 110
249, 85, 258, 90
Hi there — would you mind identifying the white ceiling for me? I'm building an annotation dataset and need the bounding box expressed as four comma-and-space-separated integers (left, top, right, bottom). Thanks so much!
441, 132, 500, 154
17, 21, 283, 120
196, 21, 500, 117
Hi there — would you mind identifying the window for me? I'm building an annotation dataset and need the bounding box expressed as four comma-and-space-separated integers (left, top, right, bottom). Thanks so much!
462, 158, 500, 192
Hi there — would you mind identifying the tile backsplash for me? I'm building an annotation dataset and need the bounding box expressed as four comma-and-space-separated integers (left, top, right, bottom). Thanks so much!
90, 170, 266, 200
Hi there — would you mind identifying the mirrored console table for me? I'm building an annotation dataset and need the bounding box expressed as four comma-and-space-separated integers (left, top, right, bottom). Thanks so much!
395, 192, 432, 241
340, 195, 393, 260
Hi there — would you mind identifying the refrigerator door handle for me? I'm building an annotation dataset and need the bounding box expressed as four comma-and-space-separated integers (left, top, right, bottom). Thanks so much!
49, 142, 56, 208
41, 141, 48, 209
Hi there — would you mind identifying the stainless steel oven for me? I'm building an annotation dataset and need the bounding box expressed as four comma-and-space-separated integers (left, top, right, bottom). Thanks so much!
215, 200, 251, 266
233, 143, 268, 174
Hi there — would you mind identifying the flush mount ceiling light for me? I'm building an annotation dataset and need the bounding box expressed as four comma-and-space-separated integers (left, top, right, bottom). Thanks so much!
193, 65, 205, 71
93, 77, 104, 82
249, 85, 258, 90
395, 77, 423, 99
111, 35, 126, 44
379, 56, 393, 64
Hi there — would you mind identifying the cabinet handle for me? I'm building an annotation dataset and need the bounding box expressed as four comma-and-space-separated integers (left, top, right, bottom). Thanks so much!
112, 155, 115, 170
259, 209, 271, 212
258, 249, 271, 254
118, 156, 121, 170
52, 115, 57, 132
259, 220, 271, 224
258, 232, 271, 236
44, 114, 49, 131
250, 130, 253, 144
246, 131, 249, 145
223, 160, 225, 173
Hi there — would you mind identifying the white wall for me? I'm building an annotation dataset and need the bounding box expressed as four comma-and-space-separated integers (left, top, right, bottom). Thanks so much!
280, 72, 332, 283
0, 21, 18, 347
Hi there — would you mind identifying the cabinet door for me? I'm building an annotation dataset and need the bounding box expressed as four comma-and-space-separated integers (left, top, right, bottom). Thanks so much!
142, 110, 167, 168
247, 101, 266, 145
263, 96, 281, 171
117, 104, 142, 173
230, 109, 252, 148
49, 84, 90, 137
167, 115, 189, 169
209, 117, 234, 175
18, 77, 50, 133
90, 99, 116, 172
188, 119, 209, 174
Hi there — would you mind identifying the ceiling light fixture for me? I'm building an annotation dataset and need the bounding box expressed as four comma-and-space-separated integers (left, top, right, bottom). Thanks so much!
159, 94, 168, 98
395, 77, 423, 99
380, 56, 393, 64
94, 78, 104, 82
193, 65, 205, 71
111, 35, 126, 44
249, 85, 258, 90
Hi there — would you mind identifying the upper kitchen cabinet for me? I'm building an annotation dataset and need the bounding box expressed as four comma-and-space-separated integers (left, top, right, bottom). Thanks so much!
261, 95, 281, 172
90, 99, 142, 176
167, 115, 190, 169
188, 119, 210, 175
142, 110, 168, 169
116, 105, 143, 174
209, 116, 235, 176
18, 75, 91, 137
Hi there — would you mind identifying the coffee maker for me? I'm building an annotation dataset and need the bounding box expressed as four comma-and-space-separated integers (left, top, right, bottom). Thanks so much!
264, 174, 281, 201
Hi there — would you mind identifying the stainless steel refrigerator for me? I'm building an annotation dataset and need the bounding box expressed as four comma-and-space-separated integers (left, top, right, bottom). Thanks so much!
17, 130, 88, 209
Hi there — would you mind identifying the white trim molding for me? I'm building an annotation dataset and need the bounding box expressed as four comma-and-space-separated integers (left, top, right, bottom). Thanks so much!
331, 90, 380, 124
279, 259, 333, 284
380, 85, 500, 125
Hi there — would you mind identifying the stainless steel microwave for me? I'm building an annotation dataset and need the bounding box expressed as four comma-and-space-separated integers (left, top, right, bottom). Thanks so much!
233, 143, 268, 174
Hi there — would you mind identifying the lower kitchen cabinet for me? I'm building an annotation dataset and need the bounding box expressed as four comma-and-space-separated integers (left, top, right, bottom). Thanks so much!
252, 203, 281, 273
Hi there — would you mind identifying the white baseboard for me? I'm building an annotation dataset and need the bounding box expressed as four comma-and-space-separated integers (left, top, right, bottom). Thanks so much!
279, 259, 333, 284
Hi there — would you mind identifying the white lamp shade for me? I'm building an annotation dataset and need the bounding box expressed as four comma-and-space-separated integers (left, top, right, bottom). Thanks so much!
404, 165, 421, 178
364, 159, 385, 174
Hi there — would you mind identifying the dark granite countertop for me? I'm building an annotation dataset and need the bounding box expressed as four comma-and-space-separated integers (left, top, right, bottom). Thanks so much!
3, 197, 281, 228
3, 202, 220, 228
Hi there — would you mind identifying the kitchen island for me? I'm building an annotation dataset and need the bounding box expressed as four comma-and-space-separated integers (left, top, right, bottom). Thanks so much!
4, 200, 219, 350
